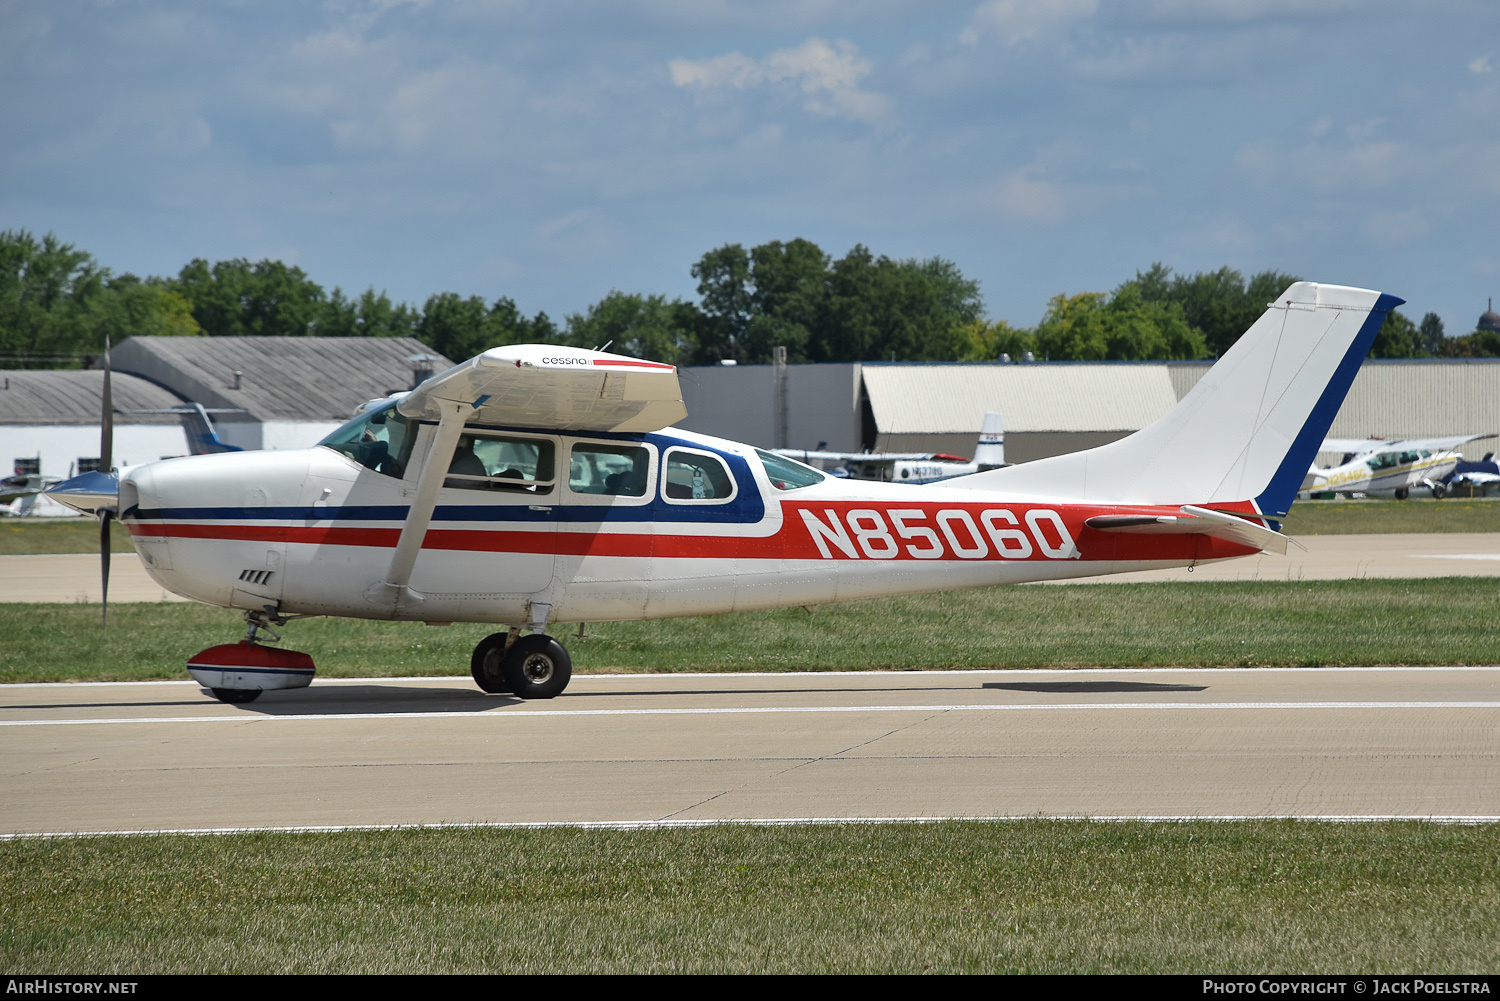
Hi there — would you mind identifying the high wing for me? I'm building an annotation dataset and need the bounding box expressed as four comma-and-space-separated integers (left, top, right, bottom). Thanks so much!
1321, 433, 1495, 459
397, 344, 686, 433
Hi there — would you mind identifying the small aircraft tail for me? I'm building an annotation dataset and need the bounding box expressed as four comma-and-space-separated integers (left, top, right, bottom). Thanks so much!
972, 411, 1005, 468
950, 282, 1402, 522
180, 403, 242, 454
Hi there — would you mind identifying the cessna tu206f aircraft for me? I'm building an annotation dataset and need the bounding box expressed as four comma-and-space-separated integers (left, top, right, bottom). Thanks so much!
48, 282, 1399, 703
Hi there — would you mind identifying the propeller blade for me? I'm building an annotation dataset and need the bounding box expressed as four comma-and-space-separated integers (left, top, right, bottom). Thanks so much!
100, 334, 113, 474
100, 510, 112, 628
99, 334, 113, 628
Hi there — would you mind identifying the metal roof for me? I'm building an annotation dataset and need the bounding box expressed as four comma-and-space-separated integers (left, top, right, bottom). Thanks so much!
860, 363, 1180, 434
102, 336, 453, 423
0, 370, 187, 425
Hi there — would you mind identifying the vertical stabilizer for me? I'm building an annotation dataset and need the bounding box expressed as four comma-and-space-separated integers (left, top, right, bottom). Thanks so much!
973, 411, 1005, 467
949, 282, 1401, 519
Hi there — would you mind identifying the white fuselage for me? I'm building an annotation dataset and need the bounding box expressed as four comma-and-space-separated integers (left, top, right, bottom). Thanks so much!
1301, 449, 1461, 499
119, 423, 1259, 629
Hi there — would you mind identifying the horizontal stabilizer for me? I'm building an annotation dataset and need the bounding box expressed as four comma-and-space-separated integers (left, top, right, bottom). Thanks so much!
1086, 505, 1292, 555
399, 344, 686, 433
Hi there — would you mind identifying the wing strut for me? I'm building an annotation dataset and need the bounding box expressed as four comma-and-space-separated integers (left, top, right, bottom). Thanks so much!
364, 400, 469, 612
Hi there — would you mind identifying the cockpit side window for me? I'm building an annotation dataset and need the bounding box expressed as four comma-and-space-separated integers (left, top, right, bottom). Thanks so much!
319, 401, 416, 478
756, 449, 825, 491
446, 434, 556, 493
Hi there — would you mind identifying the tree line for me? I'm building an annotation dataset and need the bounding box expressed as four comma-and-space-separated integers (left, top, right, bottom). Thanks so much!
2, 228, 1493, 369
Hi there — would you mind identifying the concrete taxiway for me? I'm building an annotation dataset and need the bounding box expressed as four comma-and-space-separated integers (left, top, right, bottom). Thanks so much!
3, 668, 1497, 834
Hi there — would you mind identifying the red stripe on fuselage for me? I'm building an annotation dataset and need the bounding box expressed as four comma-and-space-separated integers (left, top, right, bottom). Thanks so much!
126, 500, 1263, 563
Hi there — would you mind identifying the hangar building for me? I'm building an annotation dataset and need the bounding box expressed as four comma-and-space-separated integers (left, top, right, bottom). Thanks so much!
675, 358, 1500, 464
2, 336, 451, 498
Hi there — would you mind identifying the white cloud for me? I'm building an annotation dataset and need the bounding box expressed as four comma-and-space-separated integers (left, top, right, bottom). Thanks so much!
669, 38, 888, 123
959, 0, 1098, 47
1471, 56, 1492, 75
1130, 0, 1360, 22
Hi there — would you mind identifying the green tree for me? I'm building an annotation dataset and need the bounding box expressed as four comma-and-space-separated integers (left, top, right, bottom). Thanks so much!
0, 230, 108, 366
817, 245, 983, 363
565, 291, 699, 365
1370, 309, 1422, 358
416, 293, 559, 361
1033, 285, 1208, 361
170, 258, 329, 337
1419, 312, 1446, 356
91, 274, 202, 341
1441, 329, 1500, 358
318, 287, 419, 339
1132, 264, 1300, 356
949, 318, 1036, 362
690, 243, 756, 364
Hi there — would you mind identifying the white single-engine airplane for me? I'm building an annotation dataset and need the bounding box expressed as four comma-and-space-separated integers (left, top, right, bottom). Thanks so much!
1299, 433, 1496, 500
774, 412, 1008, 484
48, 282, 1399, 703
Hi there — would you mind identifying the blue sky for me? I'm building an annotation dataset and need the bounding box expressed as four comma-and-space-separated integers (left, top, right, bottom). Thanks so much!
3, 0, 1497, 334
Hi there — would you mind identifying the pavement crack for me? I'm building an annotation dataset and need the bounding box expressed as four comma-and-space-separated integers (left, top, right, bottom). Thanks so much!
654, 710, 950, 822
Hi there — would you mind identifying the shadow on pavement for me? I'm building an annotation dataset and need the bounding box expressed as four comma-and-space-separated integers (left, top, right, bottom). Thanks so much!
983, 681, 1208, 694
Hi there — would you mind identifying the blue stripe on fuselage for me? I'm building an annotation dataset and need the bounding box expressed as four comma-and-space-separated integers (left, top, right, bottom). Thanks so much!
1253, 292, 1403, 524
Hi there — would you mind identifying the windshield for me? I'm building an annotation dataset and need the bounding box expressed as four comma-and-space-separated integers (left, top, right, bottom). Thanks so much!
757, 449, 825, 491
319, 401, 417, 478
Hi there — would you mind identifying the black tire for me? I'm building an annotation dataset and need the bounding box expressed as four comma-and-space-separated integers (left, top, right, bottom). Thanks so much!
211, 687, 261, 704
500, 634, 572, 699
1395, 487, 1409, 500
470, 632, 513, 694
1432, 483, 1448, 500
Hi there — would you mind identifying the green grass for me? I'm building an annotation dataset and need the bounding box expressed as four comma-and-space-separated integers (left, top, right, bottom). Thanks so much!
1281, 498, 1499, 535
3, 578, 1497, 683
0, 518, 133, 554
2, 821, 1497, 973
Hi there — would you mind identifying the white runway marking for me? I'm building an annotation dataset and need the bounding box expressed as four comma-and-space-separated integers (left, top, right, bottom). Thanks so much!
1412, 553, 1500, 561
6, 700, 1500, 727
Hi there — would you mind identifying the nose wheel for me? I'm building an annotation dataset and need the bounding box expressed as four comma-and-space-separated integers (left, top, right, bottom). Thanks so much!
470, 630, 572, 699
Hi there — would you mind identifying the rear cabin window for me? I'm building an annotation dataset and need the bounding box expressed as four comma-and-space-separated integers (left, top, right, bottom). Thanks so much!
319, 401, 417, 478
569, 443, 651, 497
663, 449, 735, 502
446, 434, 556, 493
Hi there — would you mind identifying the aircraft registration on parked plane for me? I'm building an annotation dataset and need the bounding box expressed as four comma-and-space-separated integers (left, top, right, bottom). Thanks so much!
48, 282, 1400, 703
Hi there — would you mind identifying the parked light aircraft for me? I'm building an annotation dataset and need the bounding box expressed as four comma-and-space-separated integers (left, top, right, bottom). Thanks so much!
48, 282, 1400, 703
1298, 433, 1496, 500
775, 412, 1007, 484
1443, 452, 1500, 497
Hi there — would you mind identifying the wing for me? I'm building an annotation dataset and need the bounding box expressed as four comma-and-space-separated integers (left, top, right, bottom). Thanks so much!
397, 344, 686, 433
1323, 433, 1494, 457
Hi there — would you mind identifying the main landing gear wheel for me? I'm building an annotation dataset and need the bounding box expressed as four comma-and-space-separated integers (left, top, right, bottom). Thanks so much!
501, 634, 572, 700
210, 687, 262, 704
1395, 487, 1409, 500
470, 632, 513, 694
1432, 482, 1448, 500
